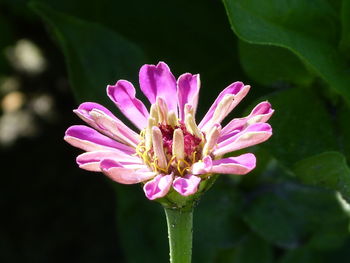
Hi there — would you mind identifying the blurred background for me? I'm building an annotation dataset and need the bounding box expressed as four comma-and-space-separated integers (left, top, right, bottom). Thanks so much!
1, 0, 350, 262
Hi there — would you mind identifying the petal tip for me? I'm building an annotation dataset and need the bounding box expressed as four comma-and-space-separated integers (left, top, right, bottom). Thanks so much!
173, 175, 201, 196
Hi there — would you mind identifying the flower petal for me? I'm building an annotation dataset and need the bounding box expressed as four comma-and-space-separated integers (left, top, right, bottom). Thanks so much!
143, 173, 173, 200
214, 123, 272, 156
191, 156, 213, 175
219, 101, 274, 141
76, 150, 142, 171
74, 102, 140, 147
139, 61, 177, 113
173, 174, 201, 196
203, 124, 221, 155
247, 101, 274, 123
74, 102, 116, 119
177, 73, 200, 121
198, 82, 250, 131
192, 154, 256, 175
100, 159, 155, 184
211, 154, 256, 175
64, 125, 134, 153
107, 80, 149, 130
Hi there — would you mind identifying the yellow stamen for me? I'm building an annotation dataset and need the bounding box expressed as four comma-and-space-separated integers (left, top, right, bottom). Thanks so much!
153, 157, 168, 173
191, 151, 197, 163
166, 155, 176, 171
176, 158, 191, 176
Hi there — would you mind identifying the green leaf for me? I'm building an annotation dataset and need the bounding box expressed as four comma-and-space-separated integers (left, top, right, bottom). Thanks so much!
243, 181, 349, 249
243, 184, 301, 249
340, 0, 350, 58
279, 248, 324, 263
322, 239, 350, 262
215, 234, 273, 263
238, 41, 314, 87
193, 178, 249, 263
30, 1, 146, 106
223, 0, 350, 104
337, 104, 350, 161
294, 151, 350, 202
306, 220, 350, 251
263, 87, 338, 166
31, 0, 247, 112
114, 185, 168, 262
0, 16, 14, 75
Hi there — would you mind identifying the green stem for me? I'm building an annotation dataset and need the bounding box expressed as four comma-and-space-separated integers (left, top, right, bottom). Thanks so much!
164, 207, 194, 263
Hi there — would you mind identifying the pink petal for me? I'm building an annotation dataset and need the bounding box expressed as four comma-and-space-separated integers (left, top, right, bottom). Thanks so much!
214, 123, 272, 156
210, 153, 256, 175
143, 173, 173, 200
218, 127, 245, 143
219, 101, 274, 141
74, 102, 116, 119
192, 154, 256, 175
74, 102, 140, 147
250, 101, 274, 121
76, 150, 142, 171
191, 156, 213, 174
198, 82, 250, 131
173, 174, 201, 196
64, 125, 134, 153
139, 62, 177, 113
100, 159, 155, 184
107, 80, 149, 130
177, 73, 200, 121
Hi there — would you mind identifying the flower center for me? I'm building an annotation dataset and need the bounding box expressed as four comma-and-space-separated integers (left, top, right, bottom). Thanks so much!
135, 99, 204, 176
158, 123, 202, 157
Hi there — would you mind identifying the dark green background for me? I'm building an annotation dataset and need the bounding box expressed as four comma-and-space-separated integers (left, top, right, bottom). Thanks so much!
1, 0, 350, 262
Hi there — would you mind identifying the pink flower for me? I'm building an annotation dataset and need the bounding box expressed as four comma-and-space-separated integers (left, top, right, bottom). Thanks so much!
64, 62, 273, 200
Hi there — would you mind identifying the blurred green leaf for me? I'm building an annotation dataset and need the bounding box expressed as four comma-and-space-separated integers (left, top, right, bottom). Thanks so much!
223, 0, 350, 103
263, 88, 338, 166
0, 17, 14, 48
294, 151, 350, 202
0, 16, 15, 75
193, 178, 249, 263
243, 182, 349, 249
215, 234, 273, 263
337, 104, 350, 161
238, 41, 314, 87
113, 185, 168, 263
306, 219, 350, 251
279, 248, 324, 263
340, 0, 350, 58
31, 0, 250, 115
30, 0, 109, 23
30, 1, 146, 106
243, 183, 301, 249
323, 239, 350, 262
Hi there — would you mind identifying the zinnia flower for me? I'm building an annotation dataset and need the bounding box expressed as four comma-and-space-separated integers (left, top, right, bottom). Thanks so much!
64, 62, 273, 200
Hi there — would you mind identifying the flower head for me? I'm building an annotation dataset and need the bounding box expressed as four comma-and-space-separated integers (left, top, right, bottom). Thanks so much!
64, 62, 273, 201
